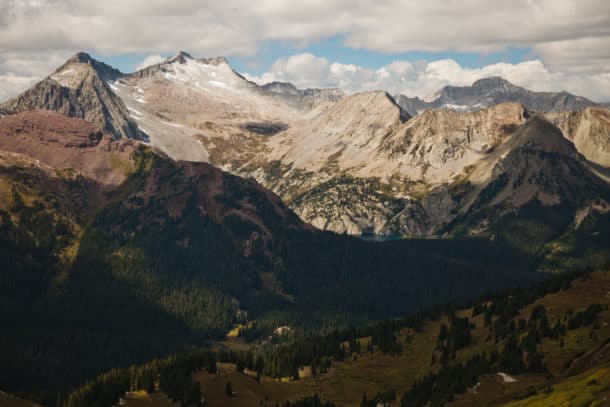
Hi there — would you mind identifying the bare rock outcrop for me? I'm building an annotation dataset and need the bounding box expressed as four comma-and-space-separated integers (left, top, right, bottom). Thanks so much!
0, 52, 143, 140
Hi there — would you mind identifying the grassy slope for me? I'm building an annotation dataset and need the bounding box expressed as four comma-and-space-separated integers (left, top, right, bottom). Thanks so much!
503, 363, 610, 407
120, 270, 610, 407
444, 271, 610, 407
448, 270, 610, 406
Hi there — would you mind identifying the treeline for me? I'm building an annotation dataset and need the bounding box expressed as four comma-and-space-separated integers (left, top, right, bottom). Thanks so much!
399, 298, 606, 407
257, 271, 601, 403
63, 349, 217, 407
402, 334, 542, 405
63, 348, 341, 407
567, 304, 606, 329
241, 270, 590, 384
401, 286, 607, 406
401, 352, 491, 407
436, 315, 474, 364
63, 270, 595, 406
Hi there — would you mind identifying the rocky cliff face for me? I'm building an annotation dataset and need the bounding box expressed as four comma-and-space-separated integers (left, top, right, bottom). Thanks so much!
395, 77, 600, 116
0, 53, 143, 140
236, 102, 529, 235
173, 70, 607, 236
384, 102, 528, 182
546, 107, 610, 167
264, 90, 410, 172
249, 105, 608, 237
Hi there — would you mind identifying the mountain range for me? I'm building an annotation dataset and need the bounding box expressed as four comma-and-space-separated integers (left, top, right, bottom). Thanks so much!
3, 51, 608, 241
1, 51, 610, 405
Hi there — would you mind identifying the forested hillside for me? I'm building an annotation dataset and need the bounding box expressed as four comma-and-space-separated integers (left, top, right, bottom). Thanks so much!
60, 269, 610, 407
0, 140, 542, 405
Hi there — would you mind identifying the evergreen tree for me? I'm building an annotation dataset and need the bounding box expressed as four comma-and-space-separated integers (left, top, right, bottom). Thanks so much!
225, 381, 233, 397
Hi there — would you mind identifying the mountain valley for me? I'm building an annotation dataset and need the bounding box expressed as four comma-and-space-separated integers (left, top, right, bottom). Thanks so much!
0, 108, 543, 405
0, 50, 609, 407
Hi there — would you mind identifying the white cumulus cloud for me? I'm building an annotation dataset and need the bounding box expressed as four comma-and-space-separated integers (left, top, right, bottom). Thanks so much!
0, 0, 609, 101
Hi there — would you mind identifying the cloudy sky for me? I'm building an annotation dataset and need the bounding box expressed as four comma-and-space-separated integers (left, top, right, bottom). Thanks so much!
1, 0, 609, 101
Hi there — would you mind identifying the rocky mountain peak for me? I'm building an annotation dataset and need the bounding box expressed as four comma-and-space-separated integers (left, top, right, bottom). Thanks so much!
170, 50, 194, 63
435, 77, 520, 103
435, 77, 521, 100
260, 81, 345, 108
159, 51, 192, 66
509, 114, 576, 156
471, 76, 516, 91
395, 76, 600, 116
59, 51, 123, 82
261, 81, 301, 96
66, 51, 94, 64
0, 52, 142, 140
164, 51, 229, 67
124, 51, 240, 92
335, 90, 411, 123
197, 56, 229, 66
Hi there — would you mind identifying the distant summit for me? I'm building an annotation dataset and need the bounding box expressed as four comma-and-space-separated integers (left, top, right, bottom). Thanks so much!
61, 51, 123, 81
260, 81, 302, 97
259, 81, 344, 107
471, 76, 515, 89
164, 51, 229, 66
395, 76, 600, 116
